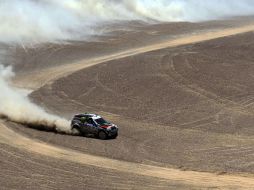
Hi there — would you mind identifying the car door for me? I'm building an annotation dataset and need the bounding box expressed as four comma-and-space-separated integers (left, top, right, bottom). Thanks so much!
87, 118, 98, 134
79, 121, 90, 134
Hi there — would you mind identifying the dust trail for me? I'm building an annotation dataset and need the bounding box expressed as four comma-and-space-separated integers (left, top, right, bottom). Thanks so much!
0, 64, 72, 133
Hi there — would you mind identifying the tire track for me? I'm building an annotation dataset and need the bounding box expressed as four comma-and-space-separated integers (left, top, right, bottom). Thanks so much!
1, 122, 254, 189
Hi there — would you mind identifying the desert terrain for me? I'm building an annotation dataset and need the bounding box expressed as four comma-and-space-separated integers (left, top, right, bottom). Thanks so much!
1, 17, 254, 189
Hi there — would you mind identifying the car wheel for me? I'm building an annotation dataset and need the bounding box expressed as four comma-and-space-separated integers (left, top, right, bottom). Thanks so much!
72, 126, 81, 135
98, 131, 107, 140
111, 132, 118, 139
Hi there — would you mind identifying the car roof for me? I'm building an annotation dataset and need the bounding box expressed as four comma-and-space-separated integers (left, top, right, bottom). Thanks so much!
74, 113, 101, 120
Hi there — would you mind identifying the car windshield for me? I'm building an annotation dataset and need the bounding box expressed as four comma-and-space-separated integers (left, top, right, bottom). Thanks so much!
95, 118, 110, 125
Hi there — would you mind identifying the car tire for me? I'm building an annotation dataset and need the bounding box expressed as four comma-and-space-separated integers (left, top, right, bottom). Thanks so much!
98, 131, 107, 140
72, 125, 81, 135
111, 132, 118, 139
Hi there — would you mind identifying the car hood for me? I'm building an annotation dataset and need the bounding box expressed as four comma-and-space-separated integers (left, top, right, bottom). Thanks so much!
100, 124, 117, 129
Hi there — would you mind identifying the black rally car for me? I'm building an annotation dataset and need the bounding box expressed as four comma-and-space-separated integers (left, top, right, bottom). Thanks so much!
71, 113, 118, 139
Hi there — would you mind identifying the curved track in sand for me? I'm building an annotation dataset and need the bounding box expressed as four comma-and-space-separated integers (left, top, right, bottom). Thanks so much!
14, 24, 254, 90
1, 123, 254, 189
3, 24, 254, 188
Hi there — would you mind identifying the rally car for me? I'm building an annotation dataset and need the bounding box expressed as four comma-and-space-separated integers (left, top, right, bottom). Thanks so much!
71, 113, 118, 140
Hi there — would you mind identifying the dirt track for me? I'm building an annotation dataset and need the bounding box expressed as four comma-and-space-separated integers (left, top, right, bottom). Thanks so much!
1, 122, 254, 189
1, 20, 254, 189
